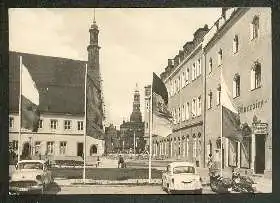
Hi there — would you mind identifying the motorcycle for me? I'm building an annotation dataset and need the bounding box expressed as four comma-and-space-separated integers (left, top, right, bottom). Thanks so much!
209, 172, 233, 193
231, 172, 256, 193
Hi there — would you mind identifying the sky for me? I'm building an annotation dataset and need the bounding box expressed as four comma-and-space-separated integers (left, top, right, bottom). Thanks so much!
9, 8, 221, 128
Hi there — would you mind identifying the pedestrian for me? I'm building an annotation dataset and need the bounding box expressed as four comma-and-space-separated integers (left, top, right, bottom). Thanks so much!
118, 154, 125, 168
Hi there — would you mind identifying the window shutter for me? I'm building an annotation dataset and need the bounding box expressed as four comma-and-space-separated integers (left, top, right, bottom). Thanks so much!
233, 80, 236, 97
250, 69, 255, 90
216, 91, 219, 105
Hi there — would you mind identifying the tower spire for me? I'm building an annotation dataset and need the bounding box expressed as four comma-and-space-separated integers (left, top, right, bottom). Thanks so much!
94, 8, 96, 22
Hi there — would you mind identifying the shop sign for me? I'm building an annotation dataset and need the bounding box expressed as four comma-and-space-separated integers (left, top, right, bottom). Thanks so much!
238, 99, 267, 114
253, 123, 268, 134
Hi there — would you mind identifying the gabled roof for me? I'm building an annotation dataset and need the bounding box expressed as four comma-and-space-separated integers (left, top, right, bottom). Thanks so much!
9, 51, 87, 115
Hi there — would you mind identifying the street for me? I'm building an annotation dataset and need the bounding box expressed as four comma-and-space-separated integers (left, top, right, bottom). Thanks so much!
46, 184, 215, 194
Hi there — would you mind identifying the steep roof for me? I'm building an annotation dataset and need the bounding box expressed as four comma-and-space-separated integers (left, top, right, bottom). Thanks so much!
9, 51, 87, 115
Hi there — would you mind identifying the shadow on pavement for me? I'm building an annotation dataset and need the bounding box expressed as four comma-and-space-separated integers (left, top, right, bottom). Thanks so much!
44, 182, 61, 194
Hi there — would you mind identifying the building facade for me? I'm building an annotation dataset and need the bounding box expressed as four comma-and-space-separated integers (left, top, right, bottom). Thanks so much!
148, 8, 271, 176
9, 18, 105, 160
119, 85, 145, 153
203, 8, 272, 177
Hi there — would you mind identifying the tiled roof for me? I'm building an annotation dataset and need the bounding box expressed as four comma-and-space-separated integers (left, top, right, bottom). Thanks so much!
9, 51, 87, 115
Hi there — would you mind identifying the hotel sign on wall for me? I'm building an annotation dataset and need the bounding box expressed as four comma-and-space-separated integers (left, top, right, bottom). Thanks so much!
237, 99, 268, 114
253, 123, 268, 134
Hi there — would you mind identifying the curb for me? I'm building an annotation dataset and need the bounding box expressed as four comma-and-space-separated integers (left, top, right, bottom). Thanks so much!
54, 178, 210, 187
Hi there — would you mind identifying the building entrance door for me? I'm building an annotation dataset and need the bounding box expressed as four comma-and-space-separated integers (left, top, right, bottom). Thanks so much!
255, 134, 265, 174
77, 143, 84, 157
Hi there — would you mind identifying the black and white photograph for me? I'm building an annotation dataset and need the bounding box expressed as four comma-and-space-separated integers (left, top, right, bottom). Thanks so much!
8, 7, 272, 195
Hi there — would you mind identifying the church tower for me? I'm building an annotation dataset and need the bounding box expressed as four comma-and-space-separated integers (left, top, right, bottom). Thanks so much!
87, 13, 101, 86
86, 10, 104, 140
130, 84, 142, 122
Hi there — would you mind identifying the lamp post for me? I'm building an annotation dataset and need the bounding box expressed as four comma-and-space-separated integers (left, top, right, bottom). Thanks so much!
133, 131, 136, 158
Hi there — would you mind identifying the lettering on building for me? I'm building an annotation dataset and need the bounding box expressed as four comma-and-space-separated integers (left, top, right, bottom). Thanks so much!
237, 99, 268, 114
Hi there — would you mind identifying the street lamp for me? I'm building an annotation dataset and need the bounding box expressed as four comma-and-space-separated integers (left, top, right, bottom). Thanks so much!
130, 128, 141, 159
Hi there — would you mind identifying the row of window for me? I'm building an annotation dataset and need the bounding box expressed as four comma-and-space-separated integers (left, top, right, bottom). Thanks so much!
9, 117, 84, 131
171, 96, 202, 124
168, 58, 202, 97
168, 16, 260, 99
9, 140, 67, 155
154, 136, 202, 158
209, 16, 259, 74
207, 62, 261, 109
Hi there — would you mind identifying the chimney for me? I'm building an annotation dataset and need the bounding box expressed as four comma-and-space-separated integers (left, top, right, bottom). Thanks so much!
174, 55, 180, 67
168, 59, 173, 66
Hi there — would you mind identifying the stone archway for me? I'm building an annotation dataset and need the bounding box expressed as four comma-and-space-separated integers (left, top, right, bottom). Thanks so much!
90, 145, 98, 156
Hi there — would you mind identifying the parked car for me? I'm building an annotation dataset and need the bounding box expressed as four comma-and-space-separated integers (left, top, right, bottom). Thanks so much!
162, 162, 203, 194
9, 160, 53, 194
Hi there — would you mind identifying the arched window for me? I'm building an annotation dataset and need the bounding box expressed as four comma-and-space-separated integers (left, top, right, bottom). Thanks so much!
233, 35, 239, 54
250, 16, 259, 40
90, 145, 98, 155
251, 62, 261, 90
233, 73, 240, 98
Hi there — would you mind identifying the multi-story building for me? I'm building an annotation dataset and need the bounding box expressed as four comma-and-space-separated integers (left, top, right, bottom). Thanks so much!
150, 25, 209, 166
119, 84, 145, 153
9, 18, 105, 160
203, 8, 272, 177
147, 8, 272, 176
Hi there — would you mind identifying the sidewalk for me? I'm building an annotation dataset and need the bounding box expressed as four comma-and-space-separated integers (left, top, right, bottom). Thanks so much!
196, 167, 272, 193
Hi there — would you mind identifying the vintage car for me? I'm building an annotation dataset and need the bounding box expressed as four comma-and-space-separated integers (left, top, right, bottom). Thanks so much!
9, 160, 53, 194
162, 162, 203, 194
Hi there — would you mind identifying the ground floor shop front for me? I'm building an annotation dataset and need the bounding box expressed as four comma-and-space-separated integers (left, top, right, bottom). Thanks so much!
151, 123, 205, 167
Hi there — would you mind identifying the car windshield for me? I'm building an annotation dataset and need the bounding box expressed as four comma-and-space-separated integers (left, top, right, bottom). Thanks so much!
173, 166, 195, 174
18, 162, 43, 170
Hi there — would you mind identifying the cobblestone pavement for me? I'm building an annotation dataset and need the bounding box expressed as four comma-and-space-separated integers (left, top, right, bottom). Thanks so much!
46, 184, 215, 194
